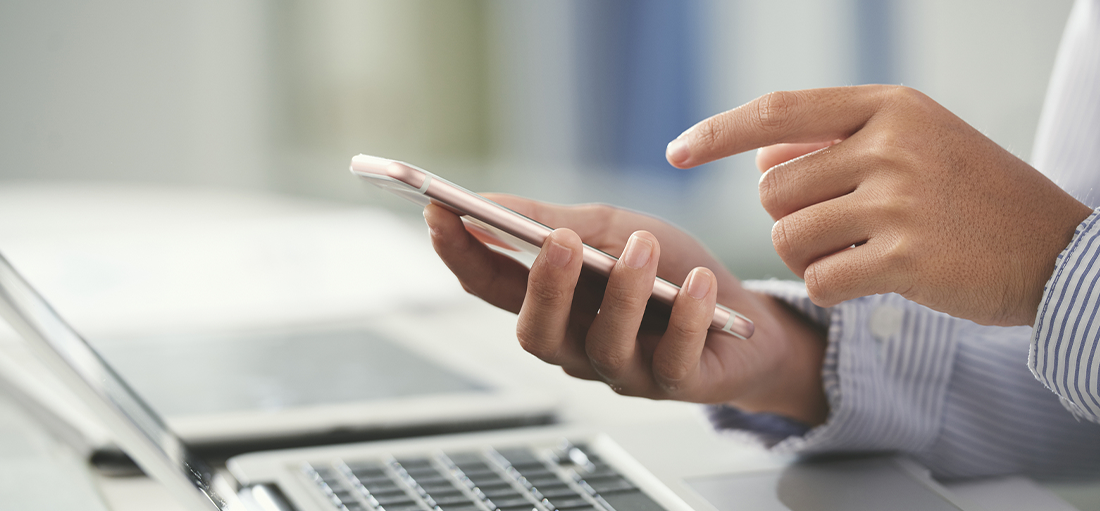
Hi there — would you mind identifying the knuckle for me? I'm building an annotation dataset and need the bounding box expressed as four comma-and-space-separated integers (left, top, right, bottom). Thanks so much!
526, 280, 570, 308
515, 324, 556, 361
753, 90, 798, 134
581, 202, 615, 220
652, 351, 692, 386
864, 126, 909, 165
881, 85, 939, 124
665, 314, 705, 342
880, 234, 915, 272
771, 218, 796, 264
601, 278, 649, 313
885, 85, 929, 107
582, 203, 621, 244
804, 263, 837, 306
585, 340, 630, 375
758, 169, 785, 218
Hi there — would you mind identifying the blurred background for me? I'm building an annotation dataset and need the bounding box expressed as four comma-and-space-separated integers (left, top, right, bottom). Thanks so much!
0, 0, 1074, 280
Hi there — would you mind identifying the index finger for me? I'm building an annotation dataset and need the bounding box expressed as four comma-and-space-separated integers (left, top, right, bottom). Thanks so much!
666, 85, 890, 169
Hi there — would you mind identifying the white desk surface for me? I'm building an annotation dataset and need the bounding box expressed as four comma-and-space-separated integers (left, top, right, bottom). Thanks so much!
0, 181, 1094, 511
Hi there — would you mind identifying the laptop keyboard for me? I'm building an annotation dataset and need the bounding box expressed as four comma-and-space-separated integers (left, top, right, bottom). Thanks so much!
303, 442, 668, 511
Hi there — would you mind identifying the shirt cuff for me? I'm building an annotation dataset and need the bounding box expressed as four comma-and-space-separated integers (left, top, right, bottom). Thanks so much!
1029, 208, 1100, 423
708, 280, 958, 456
704, 404, 811, 447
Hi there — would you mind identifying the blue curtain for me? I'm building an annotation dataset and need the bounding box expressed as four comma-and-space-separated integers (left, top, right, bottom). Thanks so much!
574, 0, 703, 177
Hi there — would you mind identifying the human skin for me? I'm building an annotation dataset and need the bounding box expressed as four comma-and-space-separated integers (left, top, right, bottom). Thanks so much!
423, 198, 829, 426
423, 84, 1085, 425
667, 85, 1093, 327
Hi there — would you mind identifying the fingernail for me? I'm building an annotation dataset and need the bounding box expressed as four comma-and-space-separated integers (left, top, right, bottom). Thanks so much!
685, 269, 711, 299
666, 138, 689, 166
622, 234, 653, 269
545, 239, 573, 268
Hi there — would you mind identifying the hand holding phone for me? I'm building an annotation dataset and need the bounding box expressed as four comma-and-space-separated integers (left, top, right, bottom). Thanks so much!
350, 154, 753, 339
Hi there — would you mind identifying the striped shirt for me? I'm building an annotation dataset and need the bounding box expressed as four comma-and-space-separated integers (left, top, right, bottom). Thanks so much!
711, 0, 1100, 479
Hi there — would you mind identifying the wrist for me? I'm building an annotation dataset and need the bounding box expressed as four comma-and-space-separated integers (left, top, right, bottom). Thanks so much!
728, 294, 829, 426
1017, 201, 1094, 326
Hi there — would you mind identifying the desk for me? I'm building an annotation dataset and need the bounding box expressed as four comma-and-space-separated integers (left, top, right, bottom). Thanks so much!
0, 182, 1093, 510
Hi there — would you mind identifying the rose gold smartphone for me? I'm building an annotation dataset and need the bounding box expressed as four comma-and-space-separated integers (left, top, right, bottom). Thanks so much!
350, 154, 754, 339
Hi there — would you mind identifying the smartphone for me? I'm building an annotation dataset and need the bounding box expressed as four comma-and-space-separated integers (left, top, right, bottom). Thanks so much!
350, 154, 754, 339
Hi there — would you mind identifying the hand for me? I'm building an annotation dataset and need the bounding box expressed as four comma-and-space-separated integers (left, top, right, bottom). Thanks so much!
666, 85, 1093, 326
424, 196, 828, 425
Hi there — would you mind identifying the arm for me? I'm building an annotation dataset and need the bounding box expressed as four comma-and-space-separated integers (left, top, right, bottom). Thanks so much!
424, 194, 1100, 479
722, 282, 1100, 479
1027, 0, 1100, 424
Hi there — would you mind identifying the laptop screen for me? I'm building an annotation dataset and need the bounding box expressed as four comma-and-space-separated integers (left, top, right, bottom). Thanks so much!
94, 328, 487, 417
0, 252, 227, 511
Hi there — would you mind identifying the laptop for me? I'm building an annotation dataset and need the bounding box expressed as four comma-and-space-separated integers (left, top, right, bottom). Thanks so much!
90, 322, 558, 462
0, 251, 978, 511
0, 207, 558, 462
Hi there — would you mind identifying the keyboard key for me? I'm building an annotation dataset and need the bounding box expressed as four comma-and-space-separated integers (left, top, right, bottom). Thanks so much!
495, 448, 543, 468
460, 466, 499, 478
410, 474, 450, 486
354, 465, 393, 479
356, 477, 395, 490
470, 477, 514, 490
373, 493, 417, 507
347, 461, 387, 473
445, 452, 486, 466
580, 465, 621, 480
514, 466, 556, 477
314, 467, 338, 478
537, 486, 584, 499
382, 505, 423, 511
580, 465, 616, 476
432, 494, 478, 506
403, 466, 441, 478
492, 496, 537, 508
332, 489, 356, 501
585, 478, 635, 495
598, 490, 668, 511
420, 484, 464, 496
467, 471, 507, 481
397, 457, 434, 468
546, 496, 597, 509
480, 487, 524, 500
525, 476, 568, 488
363, 482, 404, 495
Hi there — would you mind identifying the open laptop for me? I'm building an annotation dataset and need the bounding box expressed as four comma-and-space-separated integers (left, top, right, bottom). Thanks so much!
0, 251, 978, 511
0, 206, 559, 462
89, 322, 558, 461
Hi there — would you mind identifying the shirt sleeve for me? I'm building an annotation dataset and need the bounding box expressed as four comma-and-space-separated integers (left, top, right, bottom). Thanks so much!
743, 280, 960, 458
709, 278, 1100, 479
1030, 208, 1100, 423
